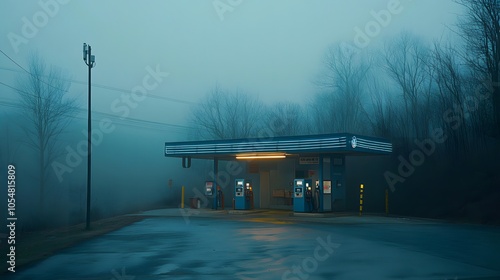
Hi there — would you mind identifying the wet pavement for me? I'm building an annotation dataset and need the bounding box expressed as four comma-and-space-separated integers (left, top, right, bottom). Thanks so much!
5, 209, 500, 279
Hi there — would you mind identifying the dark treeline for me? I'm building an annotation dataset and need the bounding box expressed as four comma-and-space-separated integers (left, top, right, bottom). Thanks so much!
190, 0, 500, 223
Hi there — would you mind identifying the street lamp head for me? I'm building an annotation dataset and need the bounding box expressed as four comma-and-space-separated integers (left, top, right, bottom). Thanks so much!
90, 55, 95, 63
83, 43, 88, 61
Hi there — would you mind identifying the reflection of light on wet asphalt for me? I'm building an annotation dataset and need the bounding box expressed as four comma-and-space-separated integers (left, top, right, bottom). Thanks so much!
237, 227, 288, 242
243, 217, 294, 225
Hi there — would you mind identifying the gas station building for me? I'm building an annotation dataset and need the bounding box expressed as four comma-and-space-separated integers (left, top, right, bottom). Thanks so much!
164, 133, 392, 213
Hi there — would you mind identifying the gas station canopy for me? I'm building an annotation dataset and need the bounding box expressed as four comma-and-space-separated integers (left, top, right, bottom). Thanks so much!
164, 133, 392, 160
164, 133, 392, 212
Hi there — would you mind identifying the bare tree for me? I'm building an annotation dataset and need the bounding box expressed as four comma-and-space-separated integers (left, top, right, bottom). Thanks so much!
265, 101, 306, 136
191, 85, 263, 140
366, 78, 395, 139
315, 44, 371, 134
310, 92, 338, 134
383, 32, 432, 141
455, 0, 500, 135
16, 54, 76, 212
429, 41, 485, 156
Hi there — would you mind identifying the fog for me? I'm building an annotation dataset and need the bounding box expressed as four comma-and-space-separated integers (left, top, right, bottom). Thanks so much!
1, 0, 499, 231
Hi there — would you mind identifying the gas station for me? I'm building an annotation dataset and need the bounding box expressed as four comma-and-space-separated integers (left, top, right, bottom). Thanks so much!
165, 133, 392, 213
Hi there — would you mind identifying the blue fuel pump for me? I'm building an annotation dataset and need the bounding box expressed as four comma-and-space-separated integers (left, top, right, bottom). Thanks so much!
234, 179, 252, 210
293, 179, 313, 212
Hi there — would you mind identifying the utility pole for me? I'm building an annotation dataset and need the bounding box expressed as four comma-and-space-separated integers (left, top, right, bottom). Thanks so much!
83, 43, 95, 230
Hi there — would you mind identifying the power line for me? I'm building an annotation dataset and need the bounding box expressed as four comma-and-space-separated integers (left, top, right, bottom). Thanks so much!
0, 50, 196, 132
0, 81, 193, 129
0, 50, 30, 75
0, 58, 197, 106
0, 95, 193, 132
72, 81, 197, 105
0, 80, 68, 106
0, 81, 195, 135
0, 81, 26, 95
0, 49, 71, 94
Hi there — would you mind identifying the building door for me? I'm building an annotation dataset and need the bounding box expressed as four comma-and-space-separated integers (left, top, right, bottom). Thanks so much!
260, 171, 270, 208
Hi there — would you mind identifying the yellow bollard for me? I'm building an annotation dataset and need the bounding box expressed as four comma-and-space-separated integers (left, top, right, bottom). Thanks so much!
359, 184, 364, 216
181, 185, 185, 209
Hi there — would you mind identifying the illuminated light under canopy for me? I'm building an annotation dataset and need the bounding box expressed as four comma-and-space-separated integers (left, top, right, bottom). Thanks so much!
236, 154, 286, 160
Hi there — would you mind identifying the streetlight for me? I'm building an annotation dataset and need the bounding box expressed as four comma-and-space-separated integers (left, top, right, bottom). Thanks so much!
83, 43, 95, 230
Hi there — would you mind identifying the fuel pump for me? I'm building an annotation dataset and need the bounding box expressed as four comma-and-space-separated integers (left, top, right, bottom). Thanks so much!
235, 179, 244, 210
245, 182, 254, 209
204, 181, 214, 209
313, 181, 320, 212
305, 183, 313, 212
314, 180, 332, 212
293, 179, 304, 212
205, 181, 214, 196
235, 179, 251, 210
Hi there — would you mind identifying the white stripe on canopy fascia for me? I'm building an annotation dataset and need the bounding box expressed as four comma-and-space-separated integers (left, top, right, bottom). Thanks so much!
356, 144, 392, 151
356, 142, 392, 150
356, 144, 392, 152
167, 141, 346, 152
168, 137, 346, 150
166, 143, 346, 151
165, 145, 348, 155
278, 142, 345, 147
165, 137, 350, 155
166, 142, 346, 149
356, 139, 392, 149
258, 137, 344, 144
176, 138, 327, 148
223, 140, 341, 150
357, 138, 391, 147
357, 138, 389, 144
357, 146, 392, 152
166, 142, 346, 152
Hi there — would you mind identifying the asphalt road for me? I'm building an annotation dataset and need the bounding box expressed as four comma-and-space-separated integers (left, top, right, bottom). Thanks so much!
5, 210, 500, 280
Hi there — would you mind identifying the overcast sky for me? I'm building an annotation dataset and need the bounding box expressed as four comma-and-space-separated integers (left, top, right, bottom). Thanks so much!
0, 0, 463, 129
